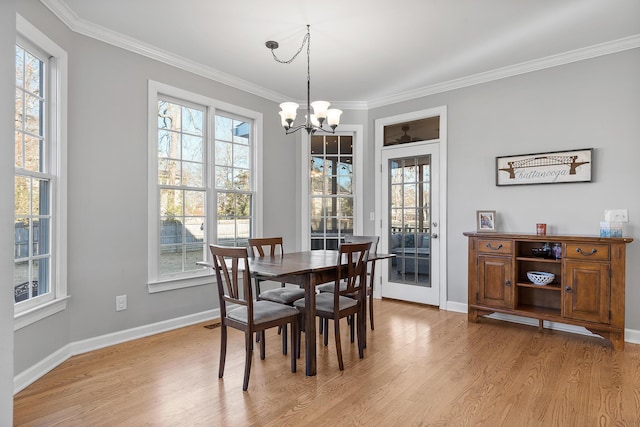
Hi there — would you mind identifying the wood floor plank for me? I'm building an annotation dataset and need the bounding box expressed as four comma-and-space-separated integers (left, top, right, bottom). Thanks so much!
13, 299, 640, 426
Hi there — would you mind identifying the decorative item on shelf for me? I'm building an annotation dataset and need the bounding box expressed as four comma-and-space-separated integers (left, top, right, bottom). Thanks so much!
476, 210, 496, 232
527, 271, 555, 286
552, 243, 562, 259
536, 223, 547, 236
600, 221, 622, 238
531, 246, 551, 258
266, 25, 342, 135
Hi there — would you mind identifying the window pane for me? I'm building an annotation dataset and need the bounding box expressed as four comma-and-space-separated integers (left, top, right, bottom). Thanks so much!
184, 217, 204, 243
158, 101, 180, 130
215, 140, 232, 167
233, 168, 250, 190
24, 134, 41, 172
15, 88, 23, 131
14, 260, 29, 302
182, 134, 203, 162
15, 176, 30, 216
233, 121, 249, 144
25, 93, 42, 136
215, 166, 232, 189
237, 218, 251, 239
24, 51, 42, 95
182, 162, 203, 187
217, 218, 235, 244
34, 218, 49, 255
184, 190, 204, 216
215, 115, 233, 141
310, 198, 324, 217
236, 193, 251, 217
160, 189, 183, 217
15, 132, 23, 169
185, 245, 203, 271
158, 129, 180, 159
158, 159, 180, 185
182, 106, 203, 136
326, 136, 338, 154
233, 144, 249, 168
159, 245, 181, 275
161, 218, 182, 245
217, 192, 234, 217
14, 219, 29, 259
339, 136, 352, 155
15, 46, 24, 87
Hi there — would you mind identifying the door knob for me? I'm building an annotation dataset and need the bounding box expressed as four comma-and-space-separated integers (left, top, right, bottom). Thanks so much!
432, 234, 438, 239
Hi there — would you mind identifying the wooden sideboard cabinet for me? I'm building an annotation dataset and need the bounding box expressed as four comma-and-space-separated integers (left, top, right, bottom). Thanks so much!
463, 232, 633, 350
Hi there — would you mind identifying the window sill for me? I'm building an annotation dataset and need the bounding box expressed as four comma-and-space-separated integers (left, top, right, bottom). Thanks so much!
14, 296, 70, 331
147, 272, 214, 294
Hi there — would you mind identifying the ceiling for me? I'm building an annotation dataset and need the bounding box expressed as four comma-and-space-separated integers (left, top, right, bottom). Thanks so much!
42, 0, 640, 108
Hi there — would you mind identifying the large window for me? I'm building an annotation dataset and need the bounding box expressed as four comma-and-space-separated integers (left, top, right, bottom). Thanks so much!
310, 134, 354, 250
148, 82, 261, 290
14, 16, 68, 329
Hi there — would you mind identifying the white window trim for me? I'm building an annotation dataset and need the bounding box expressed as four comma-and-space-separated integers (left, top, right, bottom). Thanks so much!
300, 125, 363, 251
14, 14, 68, 330
147, 80, 263, 293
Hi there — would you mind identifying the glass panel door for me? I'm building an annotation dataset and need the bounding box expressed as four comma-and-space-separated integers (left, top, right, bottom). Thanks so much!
381, 143, 439, 305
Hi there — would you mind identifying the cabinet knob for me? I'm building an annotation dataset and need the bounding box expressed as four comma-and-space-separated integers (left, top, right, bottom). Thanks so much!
505, 280, 511, 287
565, 286, 572, 293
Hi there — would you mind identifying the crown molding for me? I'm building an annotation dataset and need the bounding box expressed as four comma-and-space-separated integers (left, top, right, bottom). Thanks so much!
366, 34, 640, 109
40, 0, 287, 103
41, 0, 640, 110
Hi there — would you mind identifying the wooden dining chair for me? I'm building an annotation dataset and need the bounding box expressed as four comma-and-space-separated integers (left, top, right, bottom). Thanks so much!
294, 242, 371, 370
248, 237, 305, 355
317, 235, 380, 331
209, 244, 299, 391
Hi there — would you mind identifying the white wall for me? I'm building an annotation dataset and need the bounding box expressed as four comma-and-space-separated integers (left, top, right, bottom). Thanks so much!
369, 48, 640, 319
1, 2, 16, 423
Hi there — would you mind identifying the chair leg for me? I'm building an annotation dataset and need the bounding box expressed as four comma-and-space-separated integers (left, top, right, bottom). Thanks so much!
323, 318, 329, 346
290, 320, 297, 373
243, 331, 253, 391
357, 313, 365, 359
218, 325, 227, 379
282, 324, 288, 355
334, 317, 344, 371
369, 291, 374, 330
259, 331, 266, 360
349, 314, 355, 343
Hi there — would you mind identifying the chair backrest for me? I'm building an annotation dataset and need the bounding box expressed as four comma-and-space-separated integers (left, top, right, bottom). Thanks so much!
247, 237, 283, 258
344, 235, 379, 255
335, 242, 371, 300
209, 245, 253, 320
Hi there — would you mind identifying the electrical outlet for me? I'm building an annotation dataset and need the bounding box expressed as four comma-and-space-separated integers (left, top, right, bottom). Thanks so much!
116, 295, 127, 311
604, 209, 629, 223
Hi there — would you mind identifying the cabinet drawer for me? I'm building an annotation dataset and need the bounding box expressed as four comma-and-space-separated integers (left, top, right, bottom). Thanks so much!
477, 239, 513, 255
565, 243, 610, 261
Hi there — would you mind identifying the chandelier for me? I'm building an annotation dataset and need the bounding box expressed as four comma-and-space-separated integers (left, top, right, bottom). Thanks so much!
266, 25, 342, 134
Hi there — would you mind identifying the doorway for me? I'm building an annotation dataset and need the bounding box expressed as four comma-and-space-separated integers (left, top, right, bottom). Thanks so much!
374, 107, 447, 307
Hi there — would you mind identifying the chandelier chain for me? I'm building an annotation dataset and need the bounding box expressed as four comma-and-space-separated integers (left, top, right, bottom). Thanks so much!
269, 27, 310, 65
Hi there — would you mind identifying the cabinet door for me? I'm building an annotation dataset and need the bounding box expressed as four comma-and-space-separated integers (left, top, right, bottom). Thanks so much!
477, 255, 513, 308
564, 261, 610, 324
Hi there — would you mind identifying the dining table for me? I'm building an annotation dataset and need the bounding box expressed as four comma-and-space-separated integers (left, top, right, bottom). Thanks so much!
201, 249, 394, 376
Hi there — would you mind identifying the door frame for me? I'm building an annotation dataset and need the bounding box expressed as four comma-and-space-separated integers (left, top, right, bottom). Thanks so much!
374, 106, 448, 309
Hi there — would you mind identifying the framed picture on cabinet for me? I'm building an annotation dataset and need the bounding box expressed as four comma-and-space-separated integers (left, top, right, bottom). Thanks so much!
477, 210, 496, 232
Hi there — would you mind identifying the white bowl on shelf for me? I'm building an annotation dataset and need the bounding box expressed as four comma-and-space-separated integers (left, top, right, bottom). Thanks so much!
527, 271, 555, 285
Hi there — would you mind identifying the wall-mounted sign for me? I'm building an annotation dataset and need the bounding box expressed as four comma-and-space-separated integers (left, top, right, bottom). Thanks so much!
496, 148, 592, 186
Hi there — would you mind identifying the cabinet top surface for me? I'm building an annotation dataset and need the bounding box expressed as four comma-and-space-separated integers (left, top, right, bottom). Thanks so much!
463, 232, 633, 243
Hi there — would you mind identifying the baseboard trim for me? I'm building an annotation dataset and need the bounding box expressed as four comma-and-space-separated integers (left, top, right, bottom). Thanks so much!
445, 300, 640, 346
14, 309, 220, 394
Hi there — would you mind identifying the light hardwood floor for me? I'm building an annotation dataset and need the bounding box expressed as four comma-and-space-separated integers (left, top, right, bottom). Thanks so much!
14, 299, 640, 426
